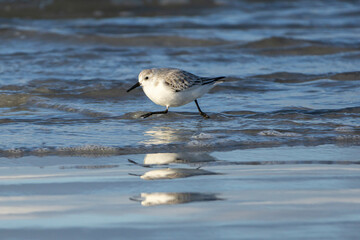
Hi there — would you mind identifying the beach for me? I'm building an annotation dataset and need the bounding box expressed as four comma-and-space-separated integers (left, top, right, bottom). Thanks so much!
1, 0, 360, 239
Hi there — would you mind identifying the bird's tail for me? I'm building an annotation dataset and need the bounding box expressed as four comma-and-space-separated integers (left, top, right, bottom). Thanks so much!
201, 76, 226, 85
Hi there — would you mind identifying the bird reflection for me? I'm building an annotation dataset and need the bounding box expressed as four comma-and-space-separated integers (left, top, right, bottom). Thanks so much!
130, 192, 222, 206
141, 127, 186, 145
140, 168, 218, 180
129, 151, 223, 205
128, 152, 220, 180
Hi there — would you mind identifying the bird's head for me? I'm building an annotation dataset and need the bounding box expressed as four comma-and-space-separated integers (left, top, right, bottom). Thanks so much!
127, 69, 155, 92
138, 69, 155, 87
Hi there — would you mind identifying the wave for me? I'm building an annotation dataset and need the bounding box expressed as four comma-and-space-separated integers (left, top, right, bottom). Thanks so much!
241, 37, 360, 56
0, 94, 30, 108
0, 78, 133, 101
0, 106, 359, 157
1, 131, 359, 158
0, 27, 226, 47
251, 71, 360, 83
0, 0, 220, 19
244, 37, 314, 49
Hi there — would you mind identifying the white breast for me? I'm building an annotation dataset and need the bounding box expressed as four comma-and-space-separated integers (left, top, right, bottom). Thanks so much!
142, 81, 215, 107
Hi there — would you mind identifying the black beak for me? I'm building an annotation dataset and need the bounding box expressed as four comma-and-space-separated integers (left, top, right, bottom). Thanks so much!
127, 82, 141, 92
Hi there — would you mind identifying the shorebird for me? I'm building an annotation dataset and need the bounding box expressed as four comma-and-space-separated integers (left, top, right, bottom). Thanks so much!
127, 68, 225, 118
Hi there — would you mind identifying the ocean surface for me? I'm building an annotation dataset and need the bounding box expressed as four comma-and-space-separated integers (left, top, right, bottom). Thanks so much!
0, 0, 360, 239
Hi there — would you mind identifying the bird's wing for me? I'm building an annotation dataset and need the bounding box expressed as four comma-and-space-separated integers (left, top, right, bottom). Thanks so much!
164, 70, 225, 92
164, 70, 197, 92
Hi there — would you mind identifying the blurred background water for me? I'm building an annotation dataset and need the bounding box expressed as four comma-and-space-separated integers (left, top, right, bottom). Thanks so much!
0, 0, 360, 239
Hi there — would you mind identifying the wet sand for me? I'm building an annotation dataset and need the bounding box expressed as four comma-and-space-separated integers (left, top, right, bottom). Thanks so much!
1, 145, 359, 239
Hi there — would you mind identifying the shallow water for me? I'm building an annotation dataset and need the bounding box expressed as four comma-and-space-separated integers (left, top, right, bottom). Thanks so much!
1, 0, 360, 239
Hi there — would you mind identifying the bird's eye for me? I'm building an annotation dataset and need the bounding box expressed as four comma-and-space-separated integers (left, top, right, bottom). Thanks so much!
145, 76, 149, 80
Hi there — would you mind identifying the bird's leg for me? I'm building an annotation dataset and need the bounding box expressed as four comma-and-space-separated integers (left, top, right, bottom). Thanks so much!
194, 99, 210, 118
140, 107, 169, 118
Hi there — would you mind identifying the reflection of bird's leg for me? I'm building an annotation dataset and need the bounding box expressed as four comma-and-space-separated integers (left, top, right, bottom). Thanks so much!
194, 99, 210, 118
141, 107, 169, 118
128, 159, 152, 168
128, 173, 142, 177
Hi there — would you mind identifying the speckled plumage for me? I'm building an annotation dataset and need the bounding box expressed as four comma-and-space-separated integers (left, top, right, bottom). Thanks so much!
161, 68, 223, 92
127, 68, 225, 118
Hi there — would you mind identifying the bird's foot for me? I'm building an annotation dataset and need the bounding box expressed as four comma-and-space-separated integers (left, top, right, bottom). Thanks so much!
140, 109, 169, 119
200, 112, 210, 119
140, 112, 153, 118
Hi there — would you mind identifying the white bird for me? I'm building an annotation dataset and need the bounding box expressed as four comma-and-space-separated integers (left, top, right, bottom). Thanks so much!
127, 68, 225, 118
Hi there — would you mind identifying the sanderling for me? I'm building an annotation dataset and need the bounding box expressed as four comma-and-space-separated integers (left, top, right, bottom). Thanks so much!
127, 68, 225, 118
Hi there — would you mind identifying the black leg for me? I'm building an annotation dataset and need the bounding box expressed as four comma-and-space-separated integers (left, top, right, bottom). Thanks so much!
194, 99, 210, 118
140, 107, 168, 118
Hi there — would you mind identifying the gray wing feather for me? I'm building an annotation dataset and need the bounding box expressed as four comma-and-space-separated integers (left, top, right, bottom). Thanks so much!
164, 69, 224, 92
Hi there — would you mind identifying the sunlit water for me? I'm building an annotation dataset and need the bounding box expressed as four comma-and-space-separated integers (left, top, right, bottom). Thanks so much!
0, 0, 360, 239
